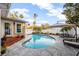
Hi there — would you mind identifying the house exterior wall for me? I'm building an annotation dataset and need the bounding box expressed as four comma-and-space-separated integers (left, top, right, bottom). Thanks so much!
0, 3, 11, 17
43, 26, 79, 37
42, 27, 62, 34
0, 3, 11, 38
1, 19, 26, 37
49, 27, 62, 34
14, 22, 26, 36
1, 19, 14, 37
49, 27, 79, 36
0, 3, 26, 37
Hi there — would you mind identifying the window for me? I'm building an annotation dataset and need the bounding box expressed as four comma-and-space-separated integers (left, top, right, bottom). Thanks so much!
5, 23, 11, 35
17, 24, 21, 33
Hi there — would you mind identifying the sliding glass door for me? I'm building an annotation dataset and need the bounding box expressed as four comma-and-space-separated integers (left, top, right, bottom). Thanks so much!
5, 23, 11, 35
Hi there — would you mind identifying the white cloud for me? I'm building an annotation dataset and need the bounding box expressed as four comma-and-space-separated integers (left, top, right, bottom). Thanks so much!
8, 8, 30, 19
47, 8, 67, 20
32, 3, 67, 20
57, 14, 66, 20
32, 3, 53, 10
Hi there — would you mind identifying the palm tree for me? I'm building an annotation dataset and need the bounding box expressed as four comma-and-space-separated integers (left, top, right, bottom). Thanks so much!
32, 13, 38, 32
33, 13, 38, 25
66, 16, 79, 42
62, 3, 79, 42
60, 26, 72, 37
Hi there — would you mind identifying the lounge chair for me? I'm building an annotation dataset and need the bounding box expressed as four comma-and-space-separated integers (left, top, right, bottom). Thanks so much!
63, 35, 79, 42
63, 40, 79, 48
63, 38, 76, 42
60, 33, 75, 38
76, 51, 79, 56
60, 33, 68, 38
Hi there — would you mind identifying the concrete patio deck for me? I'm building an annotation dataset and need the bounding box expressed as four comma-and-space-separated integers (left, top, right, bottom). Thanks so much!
3, 35, 79, 56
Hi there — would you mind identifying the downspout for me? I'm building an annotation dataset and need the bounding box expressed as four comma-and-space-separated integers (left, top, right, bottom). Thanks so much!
74, 25, 77, 42
0, 10, 1, 37
0, 9, 1, 52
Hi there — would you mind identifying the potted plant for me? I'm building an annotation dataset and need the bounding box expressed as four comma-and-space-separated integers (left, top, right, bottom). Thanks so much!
1, 34, 7, 55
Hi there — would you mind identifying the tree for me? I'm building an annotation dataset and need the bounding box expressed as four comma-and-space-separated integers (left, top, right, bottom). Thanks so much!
32, 13, 39, 32
41, 23, 49, 29
44, 23, 49, 29
32, 25, 42, 32
8, 11, 24, 19
33, 13, 38, 25
19, 14, 24, 18
60, 26, 72, 36
62, 3, 79, 42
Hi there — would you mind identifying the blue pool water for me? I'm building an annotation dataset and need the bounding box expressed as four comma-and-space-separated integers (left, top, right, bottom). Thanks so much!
23, 34, 56, 48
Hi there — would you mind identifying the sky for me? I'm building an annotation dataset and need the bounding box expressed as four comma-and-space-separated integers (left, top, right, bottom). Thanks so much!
10, 3, 66, 25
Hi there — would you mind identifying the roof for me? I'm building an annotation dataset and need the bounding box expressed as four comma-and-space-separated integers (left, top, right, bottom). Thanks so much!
49, 24, 76, 28
1, 16, 28, 23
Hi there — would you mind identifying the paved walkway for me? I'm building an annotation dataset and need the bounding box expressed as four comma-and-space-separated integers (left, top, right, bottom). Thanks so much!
3, 35, 79, 56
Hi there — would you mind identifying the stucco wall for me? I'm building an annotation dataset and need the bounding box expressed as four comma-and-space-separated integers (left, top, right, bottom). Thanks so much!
1, 20, 26, 37
1, 19, 14, 37
1, 19, 26, 37
42, 27, 62, 34
0, 3, 11, 38
0, 3, 11, 17
41, 27, 79, 37
14, 22, 25, 35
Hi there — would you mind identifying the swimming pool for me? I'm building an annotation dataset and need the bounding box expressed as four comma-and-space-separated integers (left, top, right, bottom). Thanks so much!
22, 34, 56, 48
